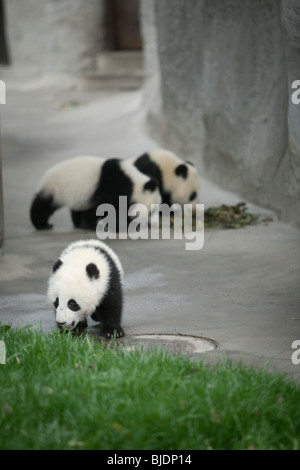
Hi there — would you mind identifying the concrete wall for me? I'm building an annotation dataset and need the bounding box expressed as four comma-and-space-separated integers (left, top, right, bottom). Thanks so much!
4, 0, 105, 74
141, 0, 300, 227
0, 118, 4, 250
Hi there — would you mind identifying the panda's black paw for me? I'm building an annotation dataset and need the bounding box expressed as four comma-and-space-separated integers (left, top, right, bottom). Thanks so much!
101, 326, 125, 339
39, 223, 53, 230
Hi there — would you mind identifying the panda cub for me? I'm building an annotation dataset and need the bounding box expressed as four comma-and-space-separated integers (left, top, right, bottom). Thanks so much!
129, 149, 200, 209
48, 239, 124, 338
30, 156, 161, 230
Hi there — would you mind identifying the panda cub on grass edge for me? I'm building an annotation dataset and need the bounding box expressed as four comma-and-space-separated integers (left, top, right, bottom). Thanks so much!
48, 239, 124, 338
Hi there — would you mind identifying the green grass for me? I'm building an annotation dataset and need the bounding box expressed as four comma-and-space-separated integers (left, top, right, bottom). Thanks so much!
0, 324, 299, 450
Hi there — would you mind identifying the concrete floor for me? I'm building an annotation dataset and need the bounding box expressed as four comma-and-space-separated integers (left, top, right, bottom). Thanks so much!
0, 75, 300, 380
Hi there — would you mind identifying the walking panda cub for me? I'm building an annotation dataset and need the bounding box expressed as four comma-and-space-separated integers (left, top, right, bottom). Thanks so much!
30, 156, 161, 230
48, 239, 124, 338
129, 149, 200, 209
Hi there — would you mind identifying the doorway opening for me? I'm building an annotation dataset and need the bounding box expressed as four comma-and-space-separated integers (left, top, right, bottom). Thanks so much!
104, 0, 142, 51
0, 0, 9, 65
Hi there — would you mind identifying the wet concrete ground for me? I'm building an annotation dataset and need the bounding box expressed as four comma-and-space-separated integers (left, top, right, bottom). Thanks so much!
0, 76, 300, 379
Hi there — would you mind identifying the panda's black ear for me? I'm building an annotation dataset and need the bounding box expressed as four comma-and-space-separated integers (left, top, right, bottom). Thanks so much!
53, 259, 63, 273
86, 263, 100, 280
144, 179, 157, 192
175, 164, 188, 179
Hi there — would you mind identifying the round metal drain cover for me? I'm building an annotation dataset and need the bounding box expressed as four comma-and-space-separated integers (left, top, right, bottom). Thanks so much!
118, 334, 217, 355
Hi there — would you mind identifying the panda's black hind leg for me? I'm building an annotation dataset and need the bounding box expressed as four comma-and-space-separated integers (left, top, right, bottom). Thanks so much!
71, 210, 83, 228
71, 207, 97, 230
30, 192, 59, 229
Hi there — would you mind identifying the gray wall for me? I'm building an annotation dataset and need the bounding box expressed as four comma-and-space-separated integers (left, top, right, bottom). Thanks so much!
5, 0, 105, 74
141, 0, 300, 227
0, 118, 4, 250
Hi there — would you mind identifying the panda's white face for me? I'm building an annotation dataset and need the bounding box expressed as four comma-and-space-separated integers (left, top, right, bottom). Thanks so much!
143, 150, 200, 209
48, 247, 110, 330
51, 278, 100, 330
170, 162, 200, 209
53, 293, 85, 330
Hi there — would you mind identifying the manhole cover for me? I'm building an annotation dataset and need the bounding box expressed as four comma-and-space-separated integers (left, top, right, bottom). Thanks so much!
114, 333, 218, 355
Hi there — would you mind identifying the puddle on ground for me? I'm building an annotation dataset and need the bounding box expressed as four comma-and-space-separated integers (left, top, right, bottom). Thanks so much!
87, 331, 218, 356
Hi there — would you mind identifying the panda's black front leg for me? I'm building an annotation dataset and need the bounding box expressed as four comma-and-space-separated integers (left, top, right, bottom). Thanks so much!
92, 302, 124, 339
101, 325, 125, 339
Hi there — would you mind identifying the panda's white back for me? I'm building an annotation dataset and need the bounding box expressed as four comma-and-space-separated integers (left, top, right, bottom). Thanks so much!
38, 156, 105, 211
63, 239, 124, 280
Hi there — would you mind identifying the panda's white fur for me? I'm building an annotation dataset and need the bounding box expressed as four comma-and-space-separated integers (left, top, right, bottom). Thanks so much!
37, 156, 105, 211
30, 156, 162, 230
120, 159, 161, 210
129, 149, 200, 209
62, 239, 124, 277
48, 239, 124, 337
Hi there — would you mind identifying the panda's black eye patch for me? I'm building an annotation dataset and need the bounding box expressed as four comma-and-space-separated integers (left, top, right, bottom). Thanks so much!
86, 263, 100, 280
175, 164, 188, 179
54, 297, 59, 309
68, 299, 80, 311
144, 179, 157, 193
189, 191, 197, 201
